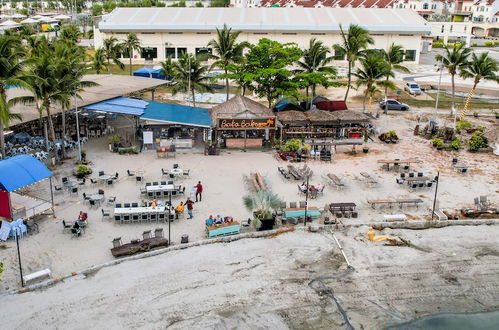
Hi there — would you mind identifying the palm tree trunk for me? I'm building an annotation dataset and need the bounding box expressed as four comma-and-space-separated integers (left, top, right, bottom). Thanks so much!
241, 84, 246, 96
344, 61, 352, 102
451, 73, 455, 116
45, 104, 56, 142
362, 88, 368, 112
384, 76, 389, 114
107, 58, 111, 75
129, 51, 133, 76
225, 68, 229, 101
305, 86, 309, 98
61, 108, 66, 158
458, 82, 477, 121
191, 88, 196, 108
0, 121, 5, 159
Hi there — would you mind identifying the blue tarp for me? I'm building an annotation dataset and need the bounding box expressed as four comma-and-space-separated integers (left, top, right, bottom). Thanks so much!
142, 101, 212, 128
0, 155, 52, 192
84, 97, 148, 116
133, 67, 165, 79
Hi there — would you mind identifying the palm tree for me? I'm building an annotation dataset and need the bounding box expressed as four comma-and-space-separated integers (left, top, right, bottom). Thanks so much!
353, 53, 395, 113
333, 24, 374, 102
172, 53, 213, 107
59, 24, 81, 45
159, 56, 174, 81
207, 24, 248, 101
296, 38, 337, 107
382, 44, 410, 114
0, 35, 25, 159
120, 33, 141, 76
102, 37, 124, 74
90, 48, 107, 74
458, 52, 499, 120
243, 190, 281, 229
435, 43, 472, 114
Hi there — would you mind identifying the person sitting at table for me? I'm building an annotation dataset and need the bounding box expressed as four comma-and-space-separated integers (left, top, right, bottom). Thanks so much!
214, 215, 223, 225
309, 185, 317, 193
205, 215, 214, 226
316, 183, 322, 191
150, 200, 158, 208
175, 202, 184, 219
157, 200, 165, 207
224, 216, 233, 223
78, 211, 87, 221
300, 182, 307, 192
72, 221, 81, 236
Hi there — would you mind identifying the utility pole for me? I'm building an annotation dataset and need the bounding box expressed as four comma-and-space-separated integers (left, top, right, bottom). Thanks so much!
15, 228, 24, 287
168, 191, 172, 245
304, 175, 309, 226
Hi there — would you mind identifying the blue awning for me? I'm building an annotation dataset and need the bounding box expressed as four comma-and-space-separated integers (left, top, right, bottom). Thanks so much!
133, 67, 165, 79
0, 155, 52, 192
142, 101, 212, 128
84, 97, 148, 116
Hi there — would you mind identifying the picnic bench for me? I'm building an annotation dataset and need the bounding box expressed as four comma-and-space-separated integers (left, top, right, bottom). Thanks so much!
360, 172, 378, 187
23, 268, 51, 284
206, 222, 241, 238
111, 237, 169, 257
368, 198, 424, 209
368, 199, 396, 209
287, 165, 303, 180
377, 158, 421, 171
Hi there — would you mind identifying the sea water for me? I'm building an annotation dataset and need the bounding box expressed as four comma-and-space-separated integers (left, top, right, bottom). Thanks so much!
387, 311, 499, 330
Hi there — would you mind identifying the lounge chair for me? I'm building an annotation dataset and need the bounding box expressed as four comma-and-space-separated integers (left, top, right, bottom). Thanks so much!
154, 228, 164, 238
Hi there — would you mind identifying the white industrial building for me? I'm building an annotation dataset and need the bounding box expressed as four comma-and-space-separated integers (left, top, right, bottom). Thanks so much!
94, 7, 431, 64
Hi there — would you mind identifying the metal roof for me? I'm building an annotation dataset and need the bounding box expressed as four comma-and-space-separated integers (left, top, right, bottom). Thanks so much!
142, 101, 212, 128
84, 97, 148, 116
98, 7, 431, 34
0, 155, 52, 192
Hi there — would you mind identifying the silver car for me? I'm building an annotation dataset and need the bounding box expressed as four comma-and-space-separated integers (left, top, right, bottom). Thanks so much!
404, 82, 422, 95
379, 99, 410, 111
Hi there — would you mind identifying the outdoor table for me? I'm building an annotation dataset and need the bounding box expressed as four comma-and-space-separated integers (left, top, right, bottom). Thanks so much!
287, 165, 302, 180
329, 203, 356, 212
114, 206, 174, 215
395, 198, 424, 208
90, 194, 104, 202
405, 176, 430, 183
170, 169, 183, 176
206, 222, 241, 238
283, 207, 320, 219
63, 181, 78, 189
360, 172, 378, 187
454, 163, 467, 168
99, 175, 112, 181
368, 199, 396, 209
146, 184, 176, 196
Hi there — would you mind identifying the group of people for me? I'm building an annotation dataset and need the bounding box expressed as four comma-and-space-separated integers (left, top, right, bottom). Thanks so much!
205, 215, 234, 227
72, 211, 88, 236
299, 182, 323, 193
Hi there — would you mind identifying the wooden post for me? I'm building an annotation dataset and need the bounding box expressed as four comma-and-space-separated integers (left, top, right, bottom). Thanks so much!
49, 176, 55, 217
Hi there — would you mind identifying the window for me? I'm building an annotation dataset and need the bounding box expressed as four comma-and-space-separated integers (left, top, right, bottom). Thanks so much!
282, 32, 297, 35
441, 25, 444, 33
464, 25, 467, 32
333, 49, 345, 60
423, 3, 428, 9
431, 4, 436, 9
196, 32, 211, 35
311, 32, 325, 35
253, 32, 268, 35
195, 47, 212, 61
404, 50, 416, 62
165, 47, 176, 59
142, 32, 155, 35
450, 25, 453, 32
399, 34, 414, 36
141, 47, 157, 60
168, 32, 183, 34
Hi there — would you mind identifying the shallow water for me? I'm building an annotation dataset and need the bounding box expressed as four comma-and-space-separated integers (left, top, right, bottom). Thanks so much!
387, 311, 499, 330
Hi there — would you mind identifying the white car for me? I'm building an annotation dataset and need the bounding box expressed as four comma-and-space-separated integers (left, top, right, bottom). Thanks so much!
404, 82, 422, 95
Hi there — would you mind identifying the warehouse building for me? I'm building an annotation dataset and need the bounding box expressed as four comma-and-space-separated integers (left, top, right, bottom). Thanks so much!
95, 7, 431, 63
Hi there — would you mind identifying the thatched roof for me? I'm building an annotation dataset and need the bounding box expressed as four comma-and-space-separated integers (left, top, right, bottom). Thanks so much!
304, 110, 337, 124
330, 110, 371, 123
210, 96, 273, 125
276, 110, 308, 125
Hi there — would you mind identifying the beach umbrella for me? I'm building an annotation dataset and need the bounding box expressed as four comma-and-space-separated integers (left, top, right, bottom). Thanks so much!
0, 19, 20, 27
11, 13, 27, 19
54, 14, 71, 20
21, 18, 40, 24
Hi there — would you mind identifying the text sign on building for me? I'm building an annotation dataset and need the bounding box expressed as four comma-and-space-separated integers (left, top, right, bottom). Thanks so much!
218, 117, 276, 130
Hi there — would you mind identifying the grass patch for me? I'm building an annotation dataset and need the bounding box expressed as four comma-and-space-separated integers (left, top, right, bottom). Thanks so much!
400, 92, 498, 111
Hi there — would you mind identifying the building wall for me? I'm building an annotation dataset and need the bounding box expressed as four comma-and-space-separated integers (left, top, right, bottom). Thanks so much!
95, 30, 424, 63
430, 21, 473, 44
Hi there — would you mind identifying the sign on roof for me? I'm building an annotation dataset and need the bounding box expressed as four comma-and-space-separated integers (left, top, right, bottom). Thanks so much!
217, 117, 276, 130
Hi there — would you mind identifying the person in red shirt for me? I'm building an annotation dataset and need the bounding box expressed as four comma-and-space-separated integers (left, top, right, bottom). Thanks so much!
195, 181, 203, 202
185, 197, 195, 219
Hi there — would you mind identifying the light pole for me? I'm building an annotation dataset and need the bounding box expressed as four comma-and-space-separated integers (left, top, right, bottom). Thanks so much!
304, 175, 309, 226
431, 171, 440, 220
74, 92, 82, 162
433, 64, 444, 122
15, 228, 24, 287
168, 191, 172, 245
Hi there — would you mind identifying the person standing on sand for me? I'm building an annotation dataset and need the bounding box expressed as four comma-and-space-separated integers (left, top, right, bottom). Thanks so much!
185, 198, 195, 219
195, 181, 203, 202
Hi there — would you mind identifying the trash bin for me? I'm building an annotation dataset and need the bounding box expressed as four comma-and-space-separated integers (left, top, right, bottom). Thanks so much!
181, 234, 189, 244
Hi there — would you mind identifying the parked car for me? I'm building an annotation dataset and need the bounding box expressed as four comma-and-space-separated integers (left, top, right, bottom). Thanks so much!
379, 99, 410, 111
404, 82, 422, 95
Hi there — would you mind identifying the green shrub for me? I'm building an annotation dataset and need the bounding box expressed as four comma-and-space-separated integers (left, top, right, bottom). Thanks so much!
450, 138, 461, 150
433, 41, 444, 48
118, 147, 137, 155
472, 42, 478, 47
283, 139, 301, 152
455, 120, 472, 133
485, 41, 494, 47
494, 41, 499, 46
447, 43, 454, 48
431, 138, 444, 147
76, 164, 90, 176
386, 130, 398, 139
467, 131, 488, 151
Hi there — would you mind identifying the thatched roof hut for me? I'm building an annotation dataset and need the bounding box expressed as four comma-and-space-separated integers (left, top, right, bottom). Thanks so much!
304, 110, 337, 124
329, 110, 371, 124
210, 96, 273, 126
276, 110, 308, 126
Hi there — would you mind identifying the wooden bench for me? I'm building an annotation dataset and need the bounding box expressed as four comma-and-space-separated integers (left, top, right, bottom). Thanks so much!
23, 268, 51, 283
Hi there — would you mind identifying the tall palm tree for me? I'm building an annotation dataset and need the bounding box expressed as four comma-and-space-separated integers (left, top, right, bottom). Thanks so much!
207, 24, 248, 101
353, 53, 395, 113
172, 53, 213, 107
102, 37, 124, 74
296, 38, 337, 106
382, 44, 410, 114
59, 24, 81, 45
159, 56, 174, 81
458, 52, 499, 120
120, 33, 141, 76
90, 48, 107, 74
333, 24, 374, 102
0, 35, 25, 159
435, 43, 472, 114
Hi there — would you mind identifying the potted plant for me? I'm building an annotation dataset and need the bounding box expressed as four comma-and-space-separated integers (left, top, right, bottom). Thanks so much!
387, 130, 399, 143
243, 190, 281, 231
108, 135, 121, 152
473, 111, 479, 118
431, 137, 444, 150
363, 130, 369, 153
74, 164, 92, 178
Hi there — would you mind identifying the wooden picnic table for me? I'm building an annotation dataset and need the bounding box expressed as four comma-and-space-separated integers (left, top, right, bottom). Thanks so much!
329, 203, 356, 212
206, 222, 241, 238
368, 199, 396, 208
396, 198, 423, 208
360, 172, 378, 187
111, 237, 169, 257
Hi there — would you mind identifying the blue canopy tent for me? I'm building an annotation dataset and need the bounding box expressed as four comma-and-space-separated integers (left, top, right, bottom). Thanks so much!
0, 155, 54, 220
133, 67, 165, 80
